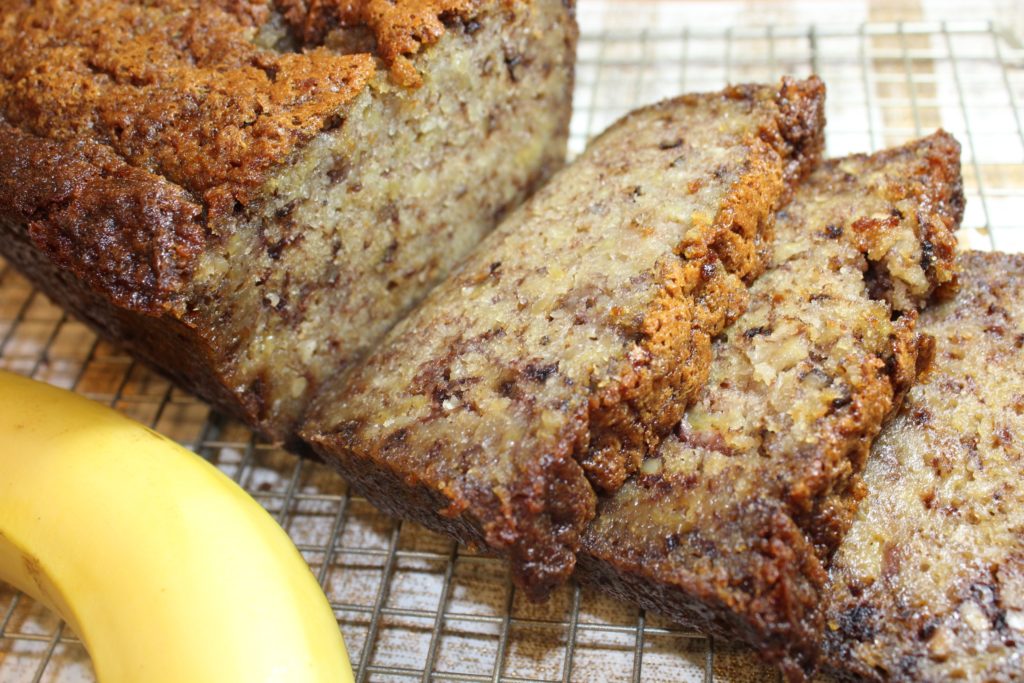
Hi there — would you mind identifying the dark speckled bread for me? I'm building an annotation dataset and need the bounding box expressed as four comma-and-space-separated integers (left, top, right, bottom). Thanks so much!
302, 77, 827, 601
0, 0, 576, 443
578, 133, 964, 681
824, 250, 1024, 682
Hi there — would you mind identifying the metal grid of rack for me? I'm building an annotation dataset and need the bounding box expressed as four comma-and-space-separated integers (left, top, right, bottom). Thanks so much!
2, 15, 1024, 683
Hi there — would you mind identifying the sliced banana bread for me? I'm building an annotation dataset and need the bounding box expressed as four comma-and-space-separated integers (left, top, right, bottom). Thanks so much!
303, 77, 827, 600
0, 0, 576, 442
824, 250, 1024, 682
578, 133, 964, 680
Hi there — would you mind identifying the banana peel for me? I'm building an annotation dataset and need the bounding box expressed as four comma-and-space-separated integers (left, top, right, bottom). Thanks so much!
0, 370, 353, 683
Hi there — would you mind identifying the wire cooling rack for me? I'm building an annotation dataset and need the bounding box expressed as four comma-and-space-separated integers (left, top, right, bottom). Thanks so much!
3, 14, 1024, 683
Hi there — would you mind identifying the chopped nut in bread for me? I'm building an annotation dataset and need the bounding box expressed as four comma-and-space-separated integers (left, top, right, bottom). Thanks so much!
579, 133, 964, 680
303, 78, 827, 600
824, 250, 1024, 682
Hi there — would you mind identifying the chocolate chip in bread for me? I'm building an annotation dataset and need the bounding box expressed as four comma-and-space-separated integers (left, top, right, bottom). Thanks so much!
824, 250, 1024, 682
303, 77, 827, 601
0, 0, 577, 442
578, 133, 964, 680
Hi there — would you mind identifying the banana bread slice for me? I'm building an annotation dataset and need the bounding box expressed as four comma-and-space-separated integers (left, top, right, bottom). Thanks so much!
0, 0, 576, 443
578, 133, 964, 680
302, 77, 827, 600
824, 250, 1024, 682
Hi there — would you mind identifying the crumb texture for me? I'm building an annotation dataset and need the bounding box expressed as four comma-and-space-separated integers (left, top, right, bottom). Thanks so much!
825, 250, 1024, 683
580, 133, 963, 681
0, 0, 512, 311
303, 77, 826, 601
0, 0, 577, 442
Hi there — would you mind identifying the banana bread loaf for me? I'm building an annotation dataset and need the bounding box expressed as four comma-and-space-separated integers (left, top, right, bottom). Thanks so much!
0, 0, 576, 443
302, 77, 827, 600
578, 133, 964, 680
824, 250, 1024, 682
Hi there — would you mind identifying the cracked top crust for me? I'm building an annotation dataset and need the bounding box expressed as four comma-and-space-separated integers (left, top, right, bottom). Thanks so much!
0, 0, 494, 206
276, 0, 491, 87
0, 0, 500, 313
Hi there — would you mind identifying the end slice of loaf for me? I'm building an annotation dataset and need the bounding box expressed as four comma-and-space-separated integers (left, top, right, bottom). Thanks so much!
302, 77, 827, 601
824, 250, 1024, 682
578, 133, 964, 680
0, 0, 576, 442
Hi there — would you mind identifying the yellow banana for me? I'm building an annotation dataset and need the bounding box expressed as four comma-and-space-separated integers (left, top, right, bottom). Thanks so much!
0, 370, 352, 683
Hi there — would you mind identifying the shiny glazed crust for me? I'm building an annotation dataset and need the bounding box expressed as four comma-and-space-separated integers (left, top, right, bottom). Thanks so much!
303, 77, 827, 601
824, 251, 1024, 682
579, 133, 964, 681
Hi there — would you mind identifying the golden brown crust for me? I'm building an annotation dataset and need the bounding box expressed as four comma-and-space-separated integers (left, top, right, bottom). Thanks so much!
0, 121, 205, 315
0, 0, 506, 212
824, 251, 1024, 683
579, 134, 964, 681
0, 206, 249, 418
277, 0, 504, 87
0, 0, 379, 212
0, 0, 577, 441
582, 78, 828, 492
583, 257, 751, 492
303, 78, 827, 601
0, 0, 552, 315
